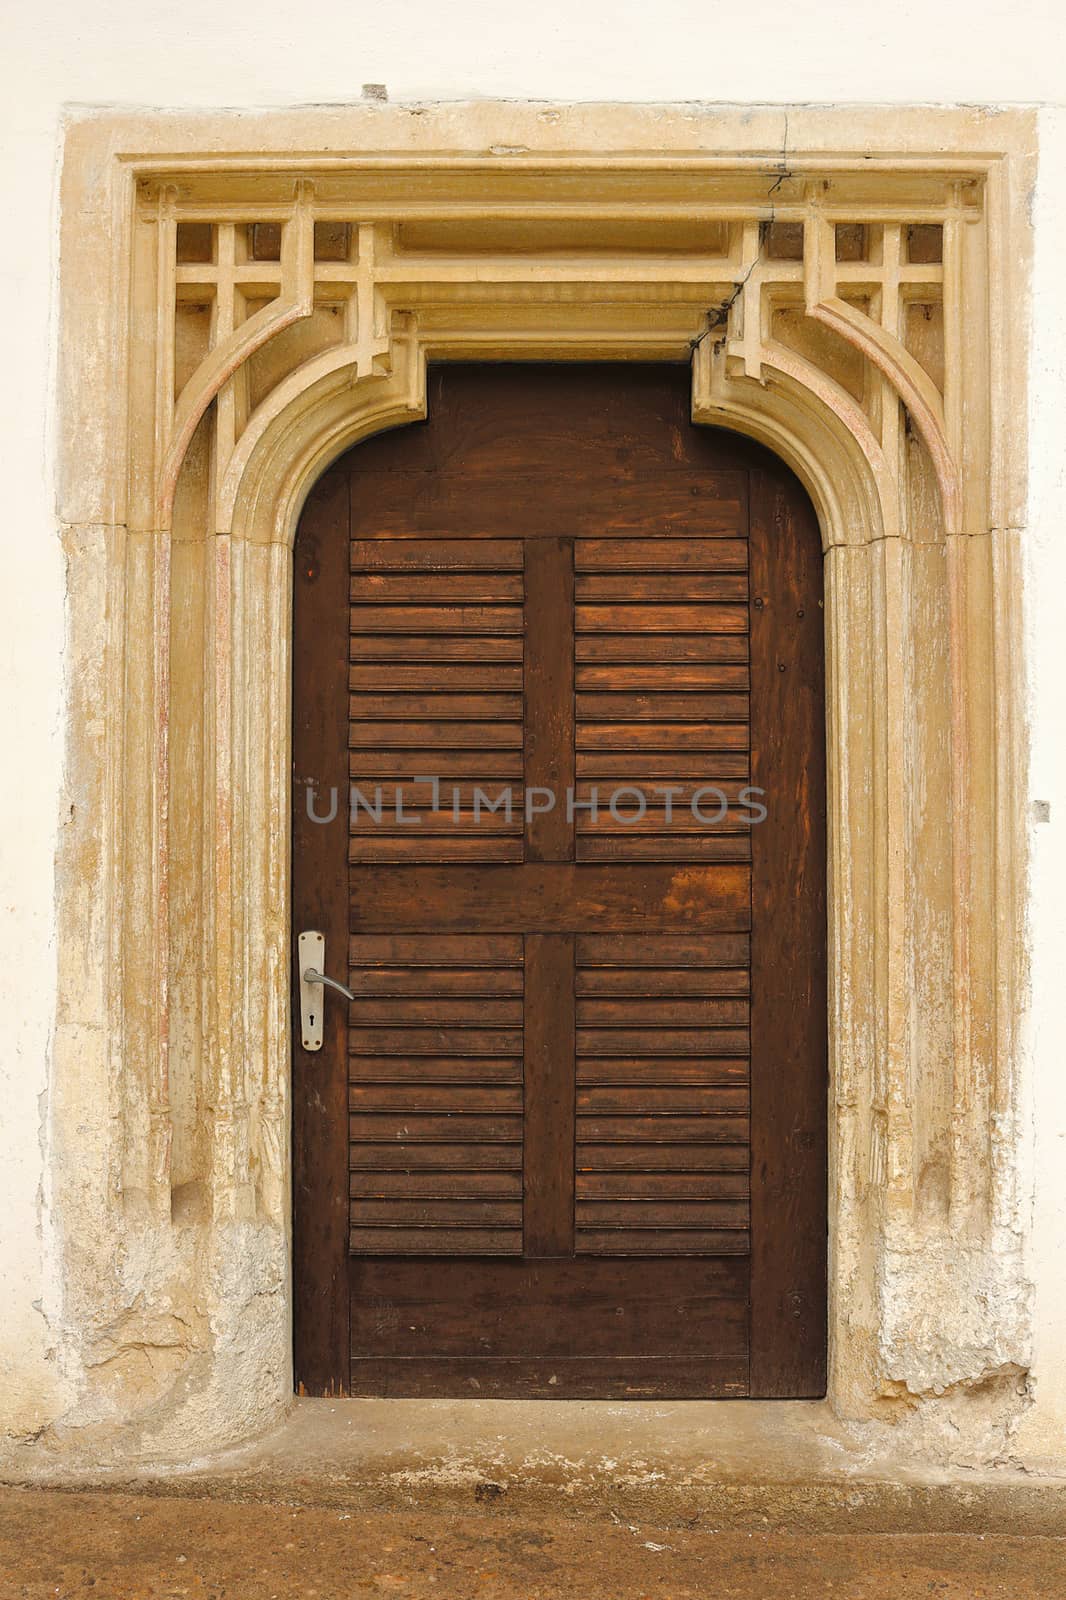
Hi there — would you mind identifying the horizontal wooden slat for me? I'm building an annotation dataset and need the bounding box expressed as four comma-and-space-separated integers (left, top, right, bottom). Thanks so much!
349, 1057, 524, 1083
576, 634, 747, 662
576, 1058, 749, 1084
577, 1086, 750, 1114
576, 604, 748, 634
578, 1143, 749, 1171
349, 1142, 523, 1171
351, 691, 524, 720
574, 1229, 750, 1256
350, 1113, 523, 1142
350, 634, 524, 661
576, 1115, 750, 1143
353, 809, 523, 836
346, 967, 524, 996
350, 1200, 523, 1226
576, 723, 749, 752
350, 574, 523, 602
577, 663, 750, 691
576, 1171, 749, 1200
350, 719, 523, 748
576, 933, 750, 967
350, 998, 521, 1024
575, 538, 748, 572
576, 836, 751, 862
352, 538, 523, 571
350, 864, 751, 934
349, 1027, 524, 1057
576, 692, 748, 721
351, 784, 525, 813
349, 838, 524, 864
350, 604, 524, 634
350, 1171, 524, 1198
576, 805, 753, 833
573, 785, 752, 816
350, 1226, 521, 1255
351, 751, 524, 777
350, 997, 523, 1026
576, 997, 748, 1026
575, 1200, 749, 1228
349, 934, 523, 966
576, 968, 748, 996
575, 754, 749, 779
576, 574, 747, 603
350, 1084, 523, 1113
577, 1028, 749, 1057
351, 663, 524, 690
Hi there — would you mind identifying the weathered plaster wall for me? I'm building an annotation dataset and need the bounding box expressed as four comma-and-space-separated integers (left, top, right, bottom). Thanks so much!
1016, 104, 1066, 1473
2, 0, 1065, 1469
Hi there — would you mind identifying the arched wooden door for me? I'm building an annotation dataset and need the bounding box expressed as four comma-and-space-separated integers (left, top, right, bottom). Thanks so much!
292, 364, 826, 1399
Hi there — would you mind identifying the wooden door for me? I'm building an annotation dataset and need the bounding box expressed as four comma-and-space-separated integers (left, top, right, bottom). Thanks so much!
293, 365, 826, 1399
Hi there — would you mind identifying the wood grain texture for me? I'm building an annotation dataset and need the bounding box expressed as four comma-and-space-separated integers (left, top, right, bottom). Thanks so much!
292, 457, 352, 1396
348, 863, 752, 933
292, 364, 827, 1400
349, 1256, 748, 1380
524, 538, 575, 863
747, 466, 828, 1398
347, 1357, 748, 1399
523, 934, 576, 1257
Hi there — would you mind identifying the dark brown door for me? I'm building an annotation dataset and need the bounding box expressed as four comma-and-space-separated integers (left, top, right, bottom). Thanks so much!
292, 364, 826, 1399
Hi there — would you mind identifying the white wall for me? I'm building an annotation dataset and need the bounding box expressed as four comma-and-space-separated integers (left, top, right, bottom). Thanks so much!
2, 0, 1065, 1456
10, 0, 1066, 106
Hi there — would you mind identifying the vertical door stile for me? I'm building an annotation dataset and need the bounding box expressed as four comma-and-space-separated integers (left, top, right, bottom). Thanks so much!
747, 466, 828, 1397
522, 536, 577, 1257
292, 458, 353, 1396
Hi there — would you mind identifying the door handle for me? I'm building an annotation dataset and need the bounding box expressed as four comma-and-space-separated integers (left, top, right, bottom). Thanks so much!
297, 930, 353, 1051
302, 968, 356, 1001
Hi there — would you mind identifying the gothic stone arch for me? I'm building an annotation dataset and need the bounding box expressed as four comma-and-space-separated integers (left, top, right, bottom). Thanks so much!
52, 105, 1034, 1456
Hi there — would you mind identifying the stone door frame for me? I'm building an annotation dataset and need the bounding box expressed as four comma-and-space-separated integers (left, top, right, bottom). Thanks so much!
53, 103, 1034, 1454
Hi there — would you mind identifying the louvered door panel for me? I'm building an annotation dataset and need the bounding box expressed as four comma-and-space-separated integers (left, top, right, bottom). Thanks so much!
348, 934, 524, 1255
575, 933, 751, 1255
574, 538, 752, 862
348, 538, 524, 860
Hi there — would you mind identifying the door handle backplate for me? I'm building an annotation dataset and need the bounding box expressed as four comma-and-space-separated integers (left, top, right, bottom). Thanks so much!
297, 929, 354, 1051
298, 930, 326, 1051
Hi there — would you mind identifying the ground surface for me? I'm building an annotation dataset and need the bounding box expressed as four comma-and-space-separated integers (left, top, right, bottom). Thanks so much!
15, 1399, 1058, 1533
1, 1489, 1065, 1600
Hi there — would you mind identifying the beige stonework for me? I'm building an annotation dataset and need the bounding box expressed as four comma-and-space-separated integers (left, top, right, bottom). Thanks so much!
34, 102, 1036, 1464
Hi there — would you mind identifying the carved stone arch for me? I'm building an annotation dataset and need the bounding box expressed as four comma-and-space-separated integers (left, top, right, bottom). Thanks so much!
220, 331, 893, 556
50, 111, 1033, 1457
691, 337, 900, 547
225, 326, 427, 547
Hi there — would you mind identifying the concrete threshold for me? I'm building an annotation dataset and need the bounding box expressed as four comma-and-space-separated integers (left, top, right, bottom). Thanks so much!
6, 1399, 1066, 1534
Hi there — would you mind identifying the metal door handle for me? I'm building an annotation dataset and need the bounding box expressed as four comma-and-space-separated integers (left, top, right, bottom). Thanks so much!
301, 967, 355, 1001
297, 930, 352, 1051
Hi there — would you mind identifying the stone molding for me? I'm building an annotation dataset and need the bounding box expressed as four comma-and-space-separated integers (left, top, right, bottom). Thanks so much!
50, 104, 1035, 1455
